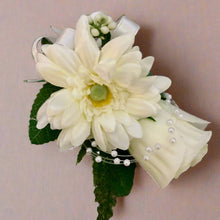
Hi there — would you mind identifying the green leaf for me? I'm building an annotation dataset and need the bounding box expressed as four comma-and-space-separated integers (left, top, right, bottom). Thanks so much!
76, 145, 87, 165
29, 83, 62, 144
101, 32, 111, 47
147, 72, 153, 76
93, 158, 136, 220
41, 37, 53, 45
160, 92, 167, 100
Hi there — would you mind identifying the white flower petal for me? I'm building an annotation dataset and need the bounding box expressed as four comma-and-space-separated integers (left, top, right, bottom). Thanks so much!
75, 15, 100, 70
114, 111, 131, 126
140, 56, 154, 76
125, 117, 143, 138
47, 89, 72, 116
94, 59, 116, 83
190, 144, 208, 167
152, 76, 171, 93
129, 46, 140, 52
41, 44, 81, 74
37, 53, 54, 65
174, 124, 212, 178
113, 63, 141, 88
61, 102, 81, 128
92, 117, 108, 152
100, 34, 135, 61
49, 115, 62, 129
106, 123, 129, 150
58, 128, 73, 151
36, 114, 48, 129
117, 50, 142, 66
126, 97, 158, 117
98, 112, 116, 133
128, 76, 157, 93
37, 99, 48, 120
159, 101, 210, 130
36, 100, 49, 129
36, 62, 70, 88
70, 117, 91, 147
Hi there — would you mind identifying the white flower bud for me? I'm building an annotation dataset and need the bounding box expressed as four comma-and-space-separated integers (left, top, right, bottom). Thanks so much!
91, 28, 100, 37
101, 26, 109, 34
94, 14, 102, 23
108, 22, 117, 30
107, 16, 113, 24
88, 16, 93, 24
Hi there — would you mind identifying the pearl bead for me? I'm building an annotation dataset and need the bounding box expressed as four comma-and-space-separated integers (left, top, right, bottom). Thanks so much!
111, 150, 118, 157
168, 127, 175, 133
175, 109, 180, 114
91, 141, 97, 147
144, 155, 150, 161
155, 143, 161, 150
86, 148, 92, 153
146, 147, 152, 153
170, 137, 176, 144
97, 151, 100, 155
123, 159, 130, 166
167, 119, 173, 125
95, 156, 102, 163
165, 93, 172, 100
166, 99, 171, 103
178, 113, 183, 118
114, 158, 120, 165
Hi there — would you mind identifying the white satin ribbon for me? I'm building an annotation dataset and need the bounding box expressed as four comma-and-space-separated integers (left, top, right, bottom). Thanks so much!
55, 28, 75, 49
32, 16, 138, 63
32, 36, 44, 62
50, 25, 62, 35
111, 16, 140, 38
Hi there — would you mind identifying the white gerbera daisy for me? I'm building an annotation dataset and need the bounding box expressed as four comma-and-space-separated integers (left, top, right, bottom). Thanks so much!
36, 15, 171, 152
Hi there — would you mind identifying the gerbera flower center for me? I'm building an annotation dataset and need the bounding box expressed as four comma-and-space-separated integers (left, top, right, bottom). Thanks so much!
89, 84, 112, 107
90, 84, 108, 101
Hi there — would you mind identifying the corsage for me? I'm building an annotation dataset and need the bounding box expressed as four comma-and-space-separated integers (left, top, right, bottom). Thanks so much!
27, 11, 212, 220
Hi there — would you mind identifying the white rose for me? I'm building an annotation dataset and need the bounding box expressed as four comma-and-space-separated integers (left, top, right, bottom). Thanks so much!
129, 100, 212, 188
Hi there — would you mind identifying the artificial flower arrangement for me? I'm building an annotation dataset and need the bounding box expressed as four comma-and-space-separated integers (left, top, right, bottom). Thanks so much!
27, 11, 212, 220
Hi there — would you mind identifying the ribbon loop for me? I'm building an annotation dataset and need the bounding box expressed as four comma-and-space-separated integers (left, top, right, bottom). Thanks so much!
111, 16, 140, 38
